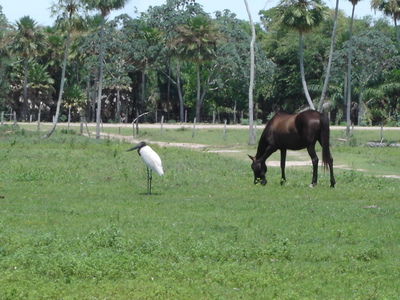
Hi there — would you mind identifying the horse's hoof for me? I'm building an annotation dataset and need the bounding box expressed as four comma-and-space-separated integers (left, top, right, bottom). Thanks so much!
309, 183, 317, 188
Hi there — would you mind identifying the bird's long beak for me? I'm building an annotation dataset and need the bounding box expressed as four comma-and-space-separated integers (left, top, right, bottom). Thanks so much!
126, 144, 140, 152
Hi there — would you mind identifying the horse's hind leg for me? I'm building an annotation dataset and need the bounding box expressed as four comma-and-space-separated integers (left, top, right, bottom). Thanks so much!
328, 156, 336, 188
307, 146, 319, 188
280, 149, 287, 185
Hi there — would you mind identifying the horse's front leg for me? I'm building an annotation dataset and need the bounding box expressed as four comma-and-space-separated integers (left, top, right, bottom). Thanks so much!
307, 146, 319, 188
259, 147, 277, 186
280, 149, 287, 185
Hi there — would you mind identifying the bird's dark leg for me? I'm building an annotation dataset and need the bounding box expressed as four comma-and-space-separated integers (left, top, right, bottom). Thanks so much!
147, 168, 152, 195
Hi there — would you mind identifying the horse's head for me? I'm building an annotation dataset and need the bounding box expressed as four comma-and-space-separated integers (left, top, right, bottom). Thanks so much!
248, 155, 267, 185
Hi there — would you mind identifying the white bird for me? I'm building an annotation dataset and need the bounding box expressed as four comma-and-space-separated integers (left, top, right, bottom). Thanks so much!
127, 141, 163, 195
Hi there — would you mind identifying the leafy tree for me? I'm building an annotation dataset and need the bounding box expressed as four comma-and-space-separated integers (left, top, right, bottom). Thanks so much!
112, 15, 161, 122
336, 30, 400, 124
0, 6, 10, 110
275, 0, 327, 109
27, 62, 55, 128
104, 39, 132, 123
170, 14, 220, 121
362, 69, 400, 125
63, 83, 86, 126
9, 16, 47, 120
345, 0, 361, 138
84, 0, 130, 138
371, 0, 400, 48
73, 14, 103, 122
43, 0, 86, 138
146, 0, 203, 122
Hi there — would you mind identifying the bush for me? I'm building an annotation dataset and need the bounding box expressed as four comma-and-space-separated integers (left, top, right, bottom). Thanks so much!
240, 118, 263, 125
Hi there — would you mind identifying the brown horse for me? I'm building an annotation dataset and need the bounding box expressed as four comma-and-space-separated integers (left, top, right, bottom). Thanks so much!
248, 110, 335, 187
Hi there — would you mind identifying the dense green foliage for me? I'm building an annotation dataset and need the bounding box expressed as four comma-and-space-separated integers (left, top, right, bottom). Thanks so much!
0, 125, 399, 298
0, 1, 399, 126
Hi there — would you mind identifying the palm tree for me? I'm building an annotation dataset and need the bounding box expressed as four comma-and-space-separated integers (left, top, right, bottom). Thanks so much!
345, 0, 360, 139
275, 0, 327, 110
171, 14, 219, 121
371, 0, 400, 48
0, 8, 10, 101
42, 0, 86, 138
84, 0, 130, 139
63, 83, 86, 129
9, 16, 47, 121
317, 0, 339, 112
28, 62, 55, 130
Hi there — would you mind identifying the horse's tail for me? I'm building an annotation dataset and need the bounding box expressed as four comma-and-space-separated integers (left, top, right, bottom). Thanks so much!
320, 113, 332, 170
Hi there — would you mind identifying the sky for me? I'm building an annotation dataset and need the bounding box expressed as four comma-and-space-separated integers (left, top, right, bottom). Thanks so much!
1, 0, 385, 27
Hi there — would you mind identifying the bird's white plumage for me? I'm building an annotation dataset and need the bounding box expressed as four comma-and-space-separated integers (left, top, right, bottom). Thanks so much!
139, 146, 164, 176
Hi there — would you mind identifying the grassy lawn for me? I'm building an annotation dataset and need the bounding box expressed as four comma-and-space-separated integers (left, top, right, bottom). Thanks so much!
1, 124, 399, 299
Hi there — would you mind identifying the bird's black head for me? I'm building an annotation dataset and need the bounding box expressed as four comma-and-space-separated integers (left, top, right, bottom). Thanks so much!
248, 154, 267, 185
127, 141, 147, 153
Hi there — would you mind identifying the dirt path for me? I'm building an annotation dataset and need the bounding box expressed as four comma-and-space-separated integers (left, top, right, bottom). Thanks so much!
93, 131, 400, 179
95, 132, 209, 149
14, 121, 400, 131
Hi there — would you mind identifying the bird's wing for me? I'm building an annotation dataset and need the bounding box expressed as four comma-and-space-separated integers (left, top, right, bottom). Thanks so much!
140, 146, 164, 176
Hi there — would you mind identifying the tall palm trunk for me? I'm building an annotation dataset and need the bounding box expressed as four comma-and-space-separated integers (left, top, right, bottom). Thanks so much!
346, 4, 356, 138
42, 33, 71, 139
299, 31, 315, 110
244, 0, 256, 145
96, 15, 106, 139
318, 0, 339, 112
176, 61, 184, 122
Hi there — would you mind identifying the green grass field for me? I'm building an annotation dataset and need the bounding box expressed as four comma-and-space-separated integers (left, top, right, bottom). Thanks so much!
0, 124, 399, 299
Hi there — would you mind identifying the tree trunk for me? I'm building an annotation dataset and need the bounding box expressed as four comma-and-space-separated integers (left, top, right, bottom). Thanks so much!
244, 0, 256, 145
96, 15, 106, 139
117, 85, 121, 123
86, 77, 91, 121
394, 17, 400, 48
68, 106, 71, 131
346, 4, 356, 139
22, 58, 28, 121
92, 77, 97, 122
162, 61, 185, 122
37, 101, 42, 131
357, 80, 364, 126
42, 33, 71, 139
195, 63, 202, 122
299, 32, 315, 110
176, 62, 185, 123
318, 0, 339, 112
141, 67, 145, 109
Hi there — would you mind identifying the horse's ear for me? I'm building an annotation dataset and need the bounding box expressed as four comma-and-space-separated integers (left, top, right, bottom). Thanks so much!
248, 154, 255, 161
